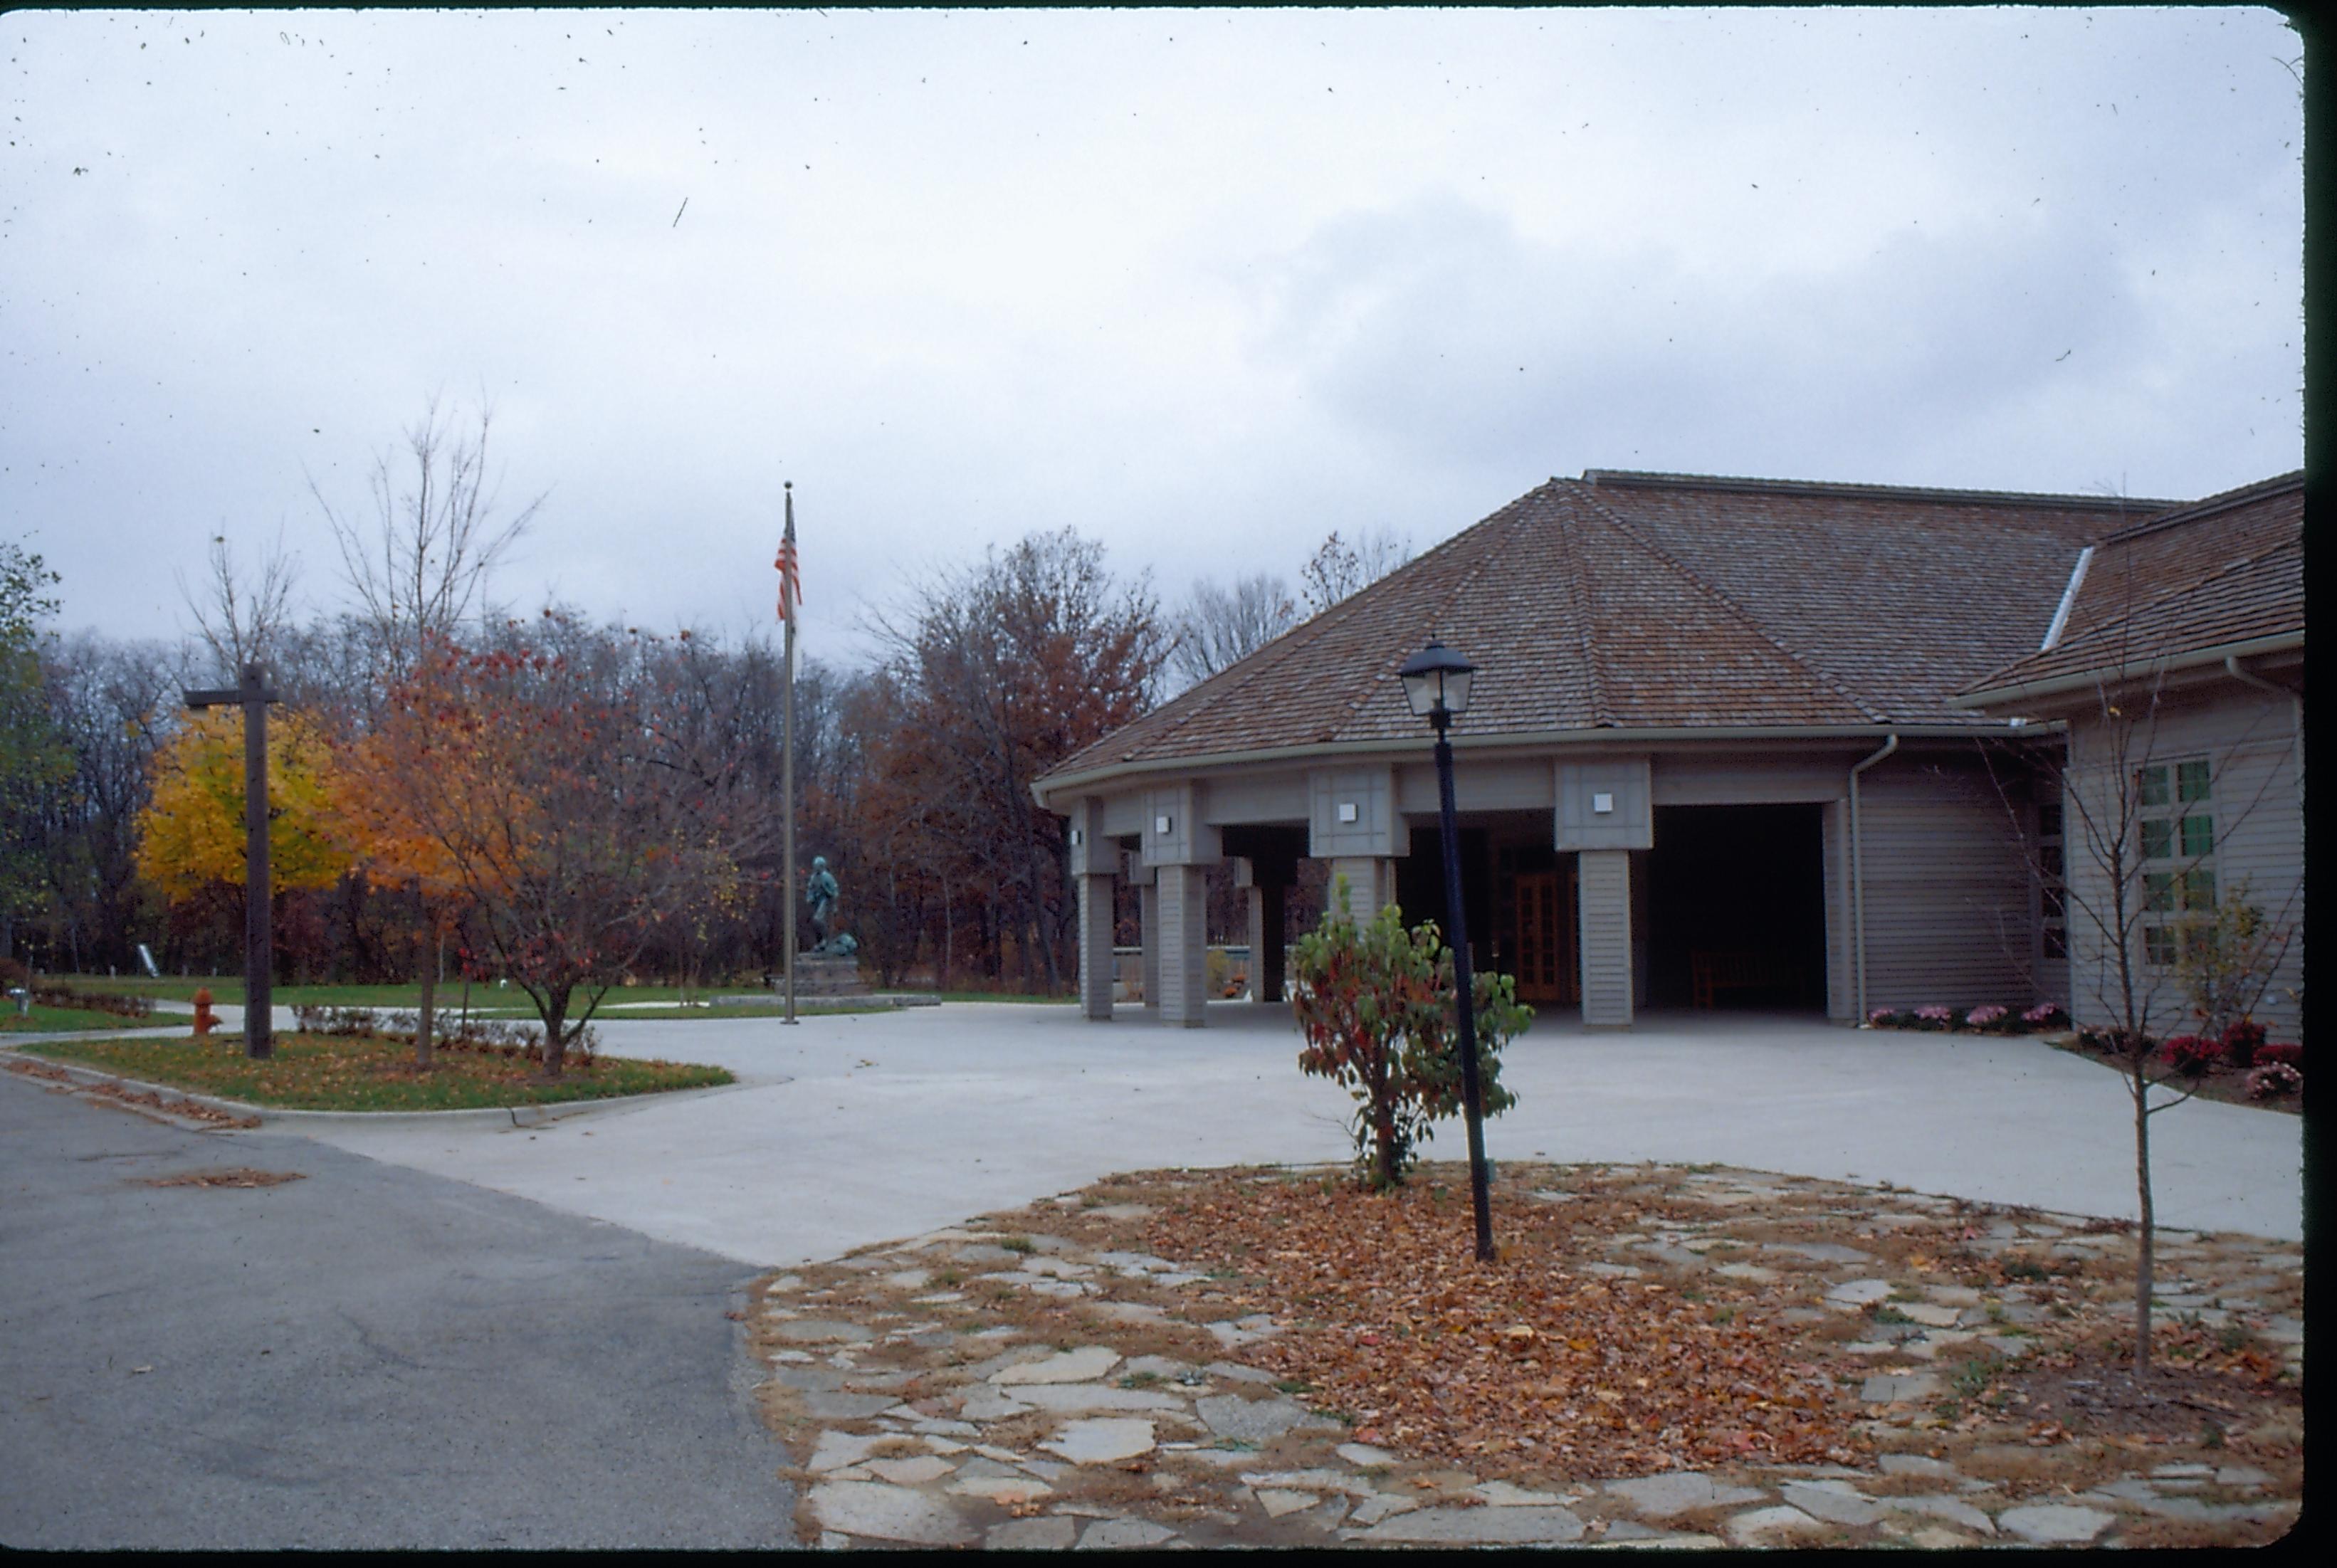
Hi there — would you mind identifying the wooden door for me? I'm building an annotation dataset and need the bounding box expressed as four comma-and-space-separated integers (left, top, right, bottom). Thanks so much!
1512, 868, 1577, 1006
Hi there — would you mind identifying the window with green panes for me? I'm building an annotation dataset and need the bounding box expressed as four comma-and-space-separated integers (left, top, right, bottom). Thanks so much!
2136, 758, 2215, 967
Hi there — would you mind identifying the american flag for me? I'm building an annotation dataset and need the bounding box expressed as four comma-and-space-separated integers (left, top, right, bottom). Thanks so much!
774, 486, 801, 628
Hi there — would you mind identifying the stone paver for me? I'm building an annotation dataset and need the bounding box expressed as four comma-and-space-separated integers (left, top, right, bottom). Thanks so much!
2000, 1503, 2116, 1544
1351, 1504, 1587, 1545
1607, 1470, 1765, 1518
808, 1480, 977, 1545
1076, 1517, 1177, 1549
750, 1167, 2301, 1552
992, 1346, 1120, 1385
1727, 1504, 1823, 1544
1039, 1419, 1156, 1465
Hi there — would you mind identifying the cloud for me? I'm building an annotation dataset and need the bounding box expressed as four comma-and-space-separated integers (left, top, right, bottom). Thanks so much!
1249, 187, 2293, 494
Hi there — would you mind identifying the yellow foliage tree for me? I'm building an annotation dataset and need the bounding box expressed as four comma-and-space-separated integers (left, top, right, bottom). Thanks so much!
133, 708, 350, 902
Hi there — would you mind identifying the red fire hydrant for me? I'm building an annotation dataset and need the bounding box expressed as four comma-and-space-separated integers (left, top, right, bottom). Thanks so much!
191, 986, 219, 1040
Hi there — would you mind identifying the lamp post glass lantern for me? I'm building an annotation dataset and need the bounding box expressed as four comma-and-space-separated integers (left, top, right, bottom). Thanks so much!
1398, 640, 1495, 1261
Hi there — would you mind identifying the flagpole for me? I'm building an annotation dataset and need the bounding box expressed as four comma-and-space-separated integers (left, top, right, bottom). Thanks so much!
782, 482, 799, 1026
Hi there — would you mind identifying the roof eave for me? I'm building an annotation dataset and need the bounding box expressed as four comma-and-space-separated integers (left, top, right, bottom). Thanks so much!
1032, 720, 2028, 810
1951, 630, 2306, 712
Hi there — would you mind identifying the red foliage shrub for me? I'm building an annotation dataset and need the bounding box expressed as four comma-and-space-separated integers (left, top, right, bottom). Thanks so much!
2257, 1041, 2303, 1069
2220, 1019, 2267, 1069
2160, 1035, 2221, 1076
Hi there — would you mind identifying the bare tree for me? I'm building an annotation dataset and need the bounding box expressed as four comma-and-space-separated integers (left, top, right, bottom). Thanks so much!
178, 532, 300, 682
311, 396, 546, 676
1168, 572, 1298, 689
1298, 527, 1412, 616
1975, 490, 2302, 1377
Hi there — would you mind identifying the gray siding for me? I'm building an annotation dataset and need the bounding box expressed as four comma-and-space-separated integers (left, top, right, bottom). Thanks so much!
1822, 799, 1852, 1020
1857, 752, 2039, 1013
2062, 685, 2304, 1039
1578, 848, 1634, 1026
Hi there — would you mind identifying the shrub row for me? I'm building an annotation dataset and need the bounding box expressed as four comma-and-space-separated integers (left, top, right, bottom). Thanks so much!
1865, 1001, 2066, 1033
23, 979, 154, 1018
288, 1004, 598, 1063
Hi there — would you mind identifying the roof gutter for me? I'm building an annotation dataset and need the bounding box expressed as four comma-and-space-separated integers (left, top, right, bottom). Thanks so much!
1848, 733, 1899, 1026
1031, 720, 2033, 809
2222, 654, 2306, 819
1950, 631, 2305, 712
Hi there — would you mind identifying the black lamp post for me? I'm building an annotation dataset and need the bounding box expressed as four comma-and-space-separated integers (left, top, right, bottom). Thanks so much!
1398, 638, 1494, 1262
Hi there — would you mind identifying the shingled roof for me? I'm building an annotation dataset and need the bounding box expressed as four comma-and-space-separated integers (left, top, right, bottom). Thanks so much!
1958, 471, 2304, 704
1041, 470, 2180, 793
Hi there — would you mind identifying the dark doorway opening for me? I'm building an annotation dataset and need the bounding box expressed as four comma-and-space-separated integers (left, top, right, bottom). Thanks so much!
1395, 825, 1493, 972
1647, 804, 1826, 1011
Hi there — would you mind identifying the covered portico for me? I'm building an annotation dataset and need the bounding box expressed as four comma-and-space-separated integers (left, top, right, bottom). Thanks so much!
1039, 470, 2135, 1031
1056, 739, 1945, 1030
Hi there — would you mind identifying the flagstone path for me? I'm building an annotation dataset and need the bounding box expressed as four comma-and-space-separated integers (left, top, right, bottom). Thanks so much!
752, 1165, 2300, 1550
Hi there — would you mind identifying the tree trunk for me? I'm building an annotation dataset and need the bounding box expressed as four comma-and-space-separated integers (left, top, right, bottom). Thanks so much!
2133, 1075, 2155, 1374
414, 925, 438, 1068
542, 988, 569, 1078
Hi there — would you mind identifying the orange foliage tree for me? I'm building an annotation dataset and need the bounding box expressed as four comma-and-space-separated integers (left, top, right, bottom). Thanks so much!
361, 625, 772, 1076
335, 712, 473, 1065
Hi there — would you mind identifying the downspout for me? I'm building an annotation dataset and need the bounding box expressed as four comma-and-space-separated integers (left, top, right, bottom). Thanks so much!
1849, 733, 1900, 1023
2223, 655, 2305, 813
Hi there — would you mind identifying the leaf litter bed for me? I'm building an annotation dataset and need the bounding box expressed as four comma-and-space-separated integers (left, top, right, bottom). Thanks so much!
750, 1159, 2300, 1549
20, 1029, 732, 1111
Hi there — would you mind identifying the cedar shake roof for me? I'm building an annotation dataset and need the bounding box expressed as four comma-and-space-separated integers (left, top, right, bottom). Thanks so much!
1042, 470, 2180, 790
1960, 472, 2304, 701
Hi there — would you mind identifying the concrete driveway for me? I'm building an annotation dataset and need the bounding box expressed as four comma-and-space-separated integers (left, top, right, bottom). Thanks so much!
281, 1001, 2304, 1264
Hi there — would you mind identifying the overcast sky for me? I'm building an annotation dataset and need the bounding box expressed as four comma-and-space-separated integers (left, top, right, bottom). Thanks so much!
5, 7, 2304, 665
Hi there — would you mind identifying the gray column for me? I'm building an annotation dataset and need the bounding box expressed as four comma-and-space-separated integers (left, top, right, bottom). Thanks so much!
1076, 873, 1115, 1021
1156, 863, 1210, 1027
1262, 882, 1288, 1001
1578, 848, 1634, 1028
1139, 881, 1160, 1010
1326, 856, 1393, 923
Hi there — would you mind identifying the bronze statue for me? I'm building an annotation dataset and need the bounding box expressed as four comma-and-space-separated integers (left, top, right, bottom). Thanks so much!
804, 856, 855, 955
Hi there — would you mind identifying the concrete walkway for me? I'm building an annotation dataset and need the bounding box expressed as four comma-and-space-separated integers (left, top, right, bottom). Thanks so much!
279, 1002, 2303, 1264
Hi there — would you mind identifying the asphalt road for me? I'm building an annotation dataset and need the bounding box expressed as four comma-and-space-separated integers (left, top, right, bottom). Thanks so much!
0, 1071, 797, 1549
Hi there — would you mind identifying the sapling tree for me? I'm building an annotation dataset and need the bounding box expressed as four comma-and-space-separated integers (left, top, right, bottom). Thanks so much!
1979, 564, 2300, 1374
1289, 883, 1528, 1191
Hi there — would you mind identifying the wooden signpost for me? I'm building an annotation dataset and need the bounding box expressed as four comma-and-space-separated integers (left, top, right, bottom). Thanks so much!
182, 662, 280, 1059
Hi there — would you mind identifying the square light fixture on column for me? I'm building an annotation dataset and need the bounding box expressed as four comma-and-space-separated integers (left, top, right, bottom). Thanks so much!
1592, 791, 1615, 815
1336, 801, 1359, 824
1155, 814, 1174, 835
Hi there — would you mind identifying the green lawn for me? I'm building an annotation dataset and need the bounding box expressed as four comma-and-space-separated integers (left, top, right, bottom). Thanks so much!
23, 1030, 733, 1112
1, 1004, 169, 1034
41, 974, 725, 1012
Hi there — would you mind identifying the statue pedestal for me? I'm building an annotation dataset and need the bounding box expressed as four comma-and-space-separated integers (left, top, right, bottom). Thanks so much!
785, 952, 869, 998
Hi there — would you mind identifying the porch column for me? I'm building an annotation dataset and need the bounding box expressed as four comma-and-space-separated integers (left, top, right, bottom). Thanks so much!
1156, 864, 1210, 1027
1076, 873, 1115, 1021
1246, 881, 1288, 1002
1326, 856, 1395, 922
1577, 848, 1634, 1027
1139, 880, 1160, 1011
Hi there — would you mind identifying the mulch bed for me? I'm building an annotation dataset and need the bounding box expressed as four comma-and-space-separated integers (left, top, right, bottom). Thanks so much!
1143, 1166, 1857, 1475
